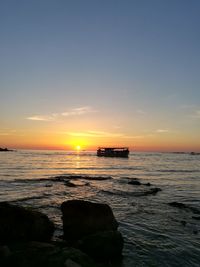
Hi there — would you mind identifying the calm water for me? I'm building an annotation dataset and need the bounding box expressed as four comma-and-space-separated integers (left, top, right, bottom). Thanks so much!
0, 150, 200, 266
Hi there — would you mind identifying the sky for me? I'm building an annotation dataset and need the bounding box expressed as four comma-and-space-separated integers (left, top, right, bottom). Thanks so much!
0, 0, 200, 151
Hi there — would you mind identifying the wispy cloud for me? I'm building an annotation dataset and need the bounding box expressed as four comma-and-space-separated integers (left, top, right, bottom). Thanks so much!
123, 135, 145, 139
65, 131, 145, 139
26, 106, 97, 121
0, 132, 10, 136
136, 109, 146, 115
190, 110, 200, 119
156, 129, 170, 133
67, 131, 124, 138
26, 115, 56, 121
27, 115, 55, 121
0, 129, 24, 136
62, 106, 97, 116
113, 125, 122, 129
179, 104, 196, 110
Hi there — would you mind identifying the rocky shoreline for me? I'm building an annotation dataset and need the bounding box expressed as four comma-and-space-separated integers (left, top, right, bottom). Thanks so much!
0, 200, 123, 267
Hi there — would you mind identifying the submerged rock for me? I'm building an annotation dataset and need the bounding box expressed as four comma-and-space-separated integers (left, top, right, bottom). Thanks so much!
128, 179, 151, 187
168, 202, 187, 209
134, 187, 162, 197
64, 181, 77, 187
144, 182, 151, 186
168, 202, 200, 214
61, 200, 118, 242
146, 187, 161, 195
0, 202, 54, 243
192, 216, 200, 220
128, 180, 141, 185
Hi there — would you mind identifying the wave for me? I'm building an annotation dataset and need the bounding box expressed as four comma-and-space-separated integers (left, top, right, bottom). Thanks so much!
156, 169, 200, 173
0, 175, 112, 184
101, 187, 162, 197
8, 193, 52, 203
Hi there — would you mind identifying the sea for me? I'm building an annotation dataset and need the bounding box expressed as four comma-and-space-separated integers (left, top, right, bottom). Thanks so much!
0, 150, 200, 267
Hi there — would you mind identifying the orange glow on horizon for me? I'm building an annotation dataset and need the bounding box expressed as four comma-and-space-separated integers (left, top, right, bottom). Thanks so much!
1, 129, 200, 152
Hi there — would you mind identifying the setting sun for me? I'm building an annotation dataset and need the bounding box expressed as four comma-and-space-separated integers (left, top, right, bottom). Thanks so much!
76, 145, 81, 151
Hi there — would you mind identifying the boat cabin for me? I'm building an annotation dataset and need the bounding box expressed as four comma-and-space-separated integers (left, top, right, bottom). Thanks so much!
97, 147, 129, 158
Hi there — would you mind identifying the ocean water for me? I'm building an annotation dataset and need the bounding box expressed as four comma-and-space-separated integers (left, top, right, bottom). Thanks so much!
0, 150, 200, 266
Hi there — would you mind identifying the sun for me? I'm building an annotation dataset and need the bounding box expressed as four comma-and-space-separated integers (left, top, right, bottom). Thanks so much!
67, 138, 88, 151
76, 145, 81, 151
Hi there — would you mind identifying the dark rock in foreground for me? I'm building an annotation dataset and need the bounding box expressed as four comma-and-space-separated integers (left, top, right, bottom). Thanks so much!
61, 200, 123, 260
78, 230, 123, 260
0, 200, 123, 266
0, 202, 54, 243
0, 242, 97, 267
61, 200, 118, 242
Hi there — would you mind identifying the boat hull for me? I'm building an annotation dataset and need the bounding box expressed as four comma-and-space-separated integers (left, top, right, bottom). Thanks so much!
97, 148, 129, 158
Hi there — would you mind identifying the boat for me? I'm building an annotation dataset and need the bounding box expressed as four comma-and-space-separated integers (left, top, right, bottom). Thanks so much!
0, 147, 13, 152
97, 147, 129, 158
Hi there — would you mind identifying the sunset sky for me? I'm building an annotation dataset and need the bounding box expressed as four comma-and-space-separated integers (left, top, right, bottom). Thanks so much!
1, 0, 200, 151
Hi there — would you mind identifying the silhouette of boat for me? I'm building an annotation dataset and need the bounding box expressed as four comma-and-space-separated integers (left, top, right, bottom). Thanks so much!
0, 147, 13, 152
97, 147, 129, 158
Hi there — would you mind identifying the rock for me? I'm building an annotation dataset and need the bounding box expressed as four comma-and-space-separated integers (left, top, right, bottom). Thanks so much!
144, 182, 151, 186
137, 187, 161, 196
168, 202, 200, 214
128, 180, 141, 185
1, 243, 96, 267
61, 200, 118, 242
65, 181, 77, 187
0, 202, 54, 243
147, 187, 161, 195
192, 216, 200, 220
169, 202, 187, 209
78, 231, 123, 260
181, 220, 187, 226
65, 258, 82, 267
62, 247, 97, 267
0, 245, 11, 258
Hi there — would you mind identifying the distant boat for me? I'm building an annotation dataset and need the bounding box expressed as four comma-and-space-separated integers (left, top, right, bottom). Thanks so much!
190, 152, 200, 155
97, 147, 129, 158
0, 147, 13, 152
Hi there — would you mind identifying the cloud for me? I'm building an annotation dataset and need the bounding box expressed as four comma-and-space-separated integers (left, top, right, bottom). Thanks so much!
113, 125, 122, 129
0, 129, 23, 136
26, 106, 97, 122
0, 132, 10, 136
67, 131, 124, 138
65, 131, 145, 139
123, 135, 145, 139
190, 110, 200, 119
156, 129, 169, 133
136, 109, 146, 115
26, 115, 56, 121
179, 104, 196, 110
62, 106, 97, 116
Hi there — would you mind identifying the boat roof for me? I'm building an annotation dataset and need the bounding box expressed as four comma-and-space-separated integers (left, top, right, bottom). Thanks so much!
98, 147, 129, 150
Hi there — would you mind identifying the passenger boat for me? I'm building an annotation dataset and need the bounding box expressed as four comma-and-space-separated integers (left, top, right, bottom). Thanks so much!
97, 147, 129, 158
